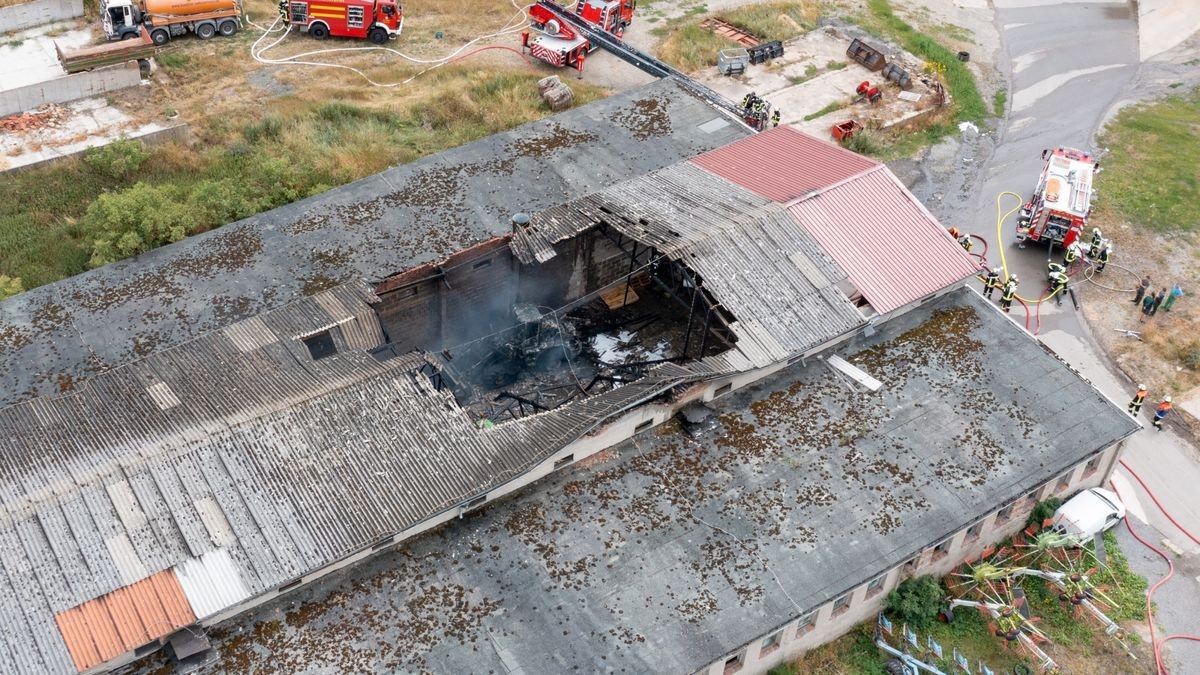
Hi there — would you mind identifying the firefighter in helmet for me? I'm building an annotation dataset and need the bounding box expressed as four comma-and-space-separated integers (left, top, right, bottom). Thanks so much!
1088, 228, 1104, 258
1128, 384, 1148, 415
1097, 243, 1112, 272
1154, 396, 1173, 431
1000, 274, 1018, 313
1063, 240, 1081, 267
983, 267, 1001, 299
1048, 263, 1069, 306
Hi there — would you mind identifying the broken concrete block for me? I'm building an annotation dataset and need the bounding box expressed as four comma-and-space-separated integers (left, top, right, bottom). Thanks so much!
542, 81, 574, 112
537, 75, 563, 96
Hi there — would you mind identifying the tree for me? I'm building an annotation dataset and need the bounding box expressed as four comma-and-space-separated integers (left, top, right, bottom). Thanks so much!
1026, 497, 1063, 528
84, 138, 148, 180
84, 182, 197, 267
884, 575, 944, 628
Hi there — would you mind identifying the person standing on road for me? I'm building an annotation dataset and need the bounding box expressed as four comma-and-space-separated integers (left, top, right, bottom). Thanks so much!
1132, 276, 1151, 304
1163, 283, 1184, 311
1151, 289, 1167, 316
983, 267, 1001, 299
1063, 241, 1081, 268
1048, 266, 1069, 306
1096, 243, 1112, 272
1140, 291, 1156, 323
1128, 384, 1148, 415
1154, 396, 1173, 431
1000, 275, 1018, 313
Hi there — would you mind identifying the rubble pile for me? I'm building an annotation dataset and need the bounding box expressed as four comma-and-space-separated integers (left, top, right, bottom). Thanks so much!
538, 75, 574, 112
0, 104, 71, 134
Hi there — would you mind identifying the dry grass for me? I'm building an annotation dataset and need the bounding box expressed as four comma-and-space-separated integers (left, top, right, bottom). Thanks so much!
656, 1, 820, 72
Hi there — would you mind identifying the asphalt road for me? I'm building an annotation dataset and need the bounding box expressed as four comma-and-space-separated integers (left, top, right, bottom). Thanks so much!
941, 0, 1200, 670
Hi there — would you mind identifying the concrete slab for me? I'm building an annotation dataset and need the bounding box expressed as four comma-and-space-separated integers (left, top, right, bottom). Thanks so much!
1138, 0, 1200, 61
0, 23, 91, 90
0, 96, 174, 172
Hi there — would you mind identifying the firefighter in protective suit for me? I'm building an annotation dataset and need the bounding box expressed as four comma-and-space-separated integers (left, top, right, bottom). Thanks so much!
1063, 241, 1081, 267
1000, 275, 1018, 313
1048, 262, 1069, 306
982, 267, 1001, 299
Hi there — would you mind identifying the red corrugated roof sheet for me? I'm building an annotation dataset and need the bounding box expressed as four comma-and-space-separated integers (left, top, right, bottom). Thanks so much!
55, 570, 195, 672
690, 126, 879, 203
787, 166, 981, 313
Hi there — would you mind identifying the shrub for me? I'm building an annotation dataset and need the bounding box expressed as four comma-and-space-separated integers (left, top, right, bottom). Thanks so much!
0, 275, 24, 300
884, 575, 944, 628
243, 115, 284, 143
1026, 497, 1063, 527
1180, 340, 1200, 370
84, 139, 148, 180
85, 182, 196, 267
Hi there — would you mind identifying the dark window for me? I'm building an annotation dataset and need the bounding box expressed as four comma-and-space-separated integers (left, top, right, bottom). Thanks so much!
965, 520, 984, 541
372, 535, 396, 551
635, 419, 654, 433
796, 610, 817, 635
996, 503, 1015, 523
723, 651, 744, 675
289, 1, 307, 22
714, 382, 733, 397
931, 538, 951, 560
1084, 454, 1103, 476
1056, 471, 1072, 491
302, 330, 337, 360
554, 454, 574, 469
761, 630, 782, 654
866, 573, 885, 596
472, 258, 493, 269
832, 593, 851, 616
464, 494, 487, 510
1026, 487, 1041, 503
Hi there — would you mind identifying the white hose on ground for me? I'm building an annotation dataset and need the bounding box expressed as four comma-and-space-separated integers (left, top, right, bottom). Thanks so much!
249, 0, 533, 87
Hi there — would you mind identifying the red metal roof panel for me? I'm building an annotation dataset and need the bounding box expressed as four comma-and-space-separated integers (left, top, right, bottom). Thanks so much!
690, 126, 879, 203
786, 167, 980, 313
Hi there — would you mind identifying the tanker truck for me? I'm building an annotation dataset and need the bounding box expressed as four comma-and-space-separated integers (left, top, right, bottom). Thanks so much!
102, 0, 241, 44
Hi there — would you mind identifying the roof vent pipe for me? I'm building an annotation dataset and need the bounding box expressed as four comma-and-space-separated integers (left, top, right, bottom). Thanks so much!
511, 213, 530, 233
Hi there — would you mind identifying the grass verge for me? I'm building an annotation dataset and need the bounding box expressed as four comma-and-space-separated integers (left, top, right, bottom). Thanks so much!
1095, 86, 1200, 232
0, 69, 607, 289
656, 1, 818, 72
993, 88, 1007, 117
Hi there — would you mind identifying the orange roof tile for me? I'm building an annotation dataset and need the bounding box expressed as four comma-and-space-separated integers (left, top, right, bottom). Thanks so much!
54, 570, 196, 672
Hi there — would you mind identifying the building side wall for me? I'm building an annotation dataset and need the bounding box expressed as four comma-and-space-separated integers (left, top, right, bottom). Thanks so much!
701, 440, 1127, 675
0, 62, 141, 118
0, 0, 83, 33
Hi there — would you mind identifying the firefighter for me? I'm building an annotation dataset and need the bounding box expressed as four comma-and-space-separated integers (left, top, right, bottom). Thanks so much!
1128, 384, 1148, 415
771, 109, 780, 128
1048, 265, 1069, 306
1153, 396, 1173, 431
1063, 241, 1081, 267
948, 227, 971, 250
1000, 275, 1018, 313
741, 92, 755, 110
983, 267, 1001, 299
1097, 243, 1112, 272
1088, 227, 1103, 258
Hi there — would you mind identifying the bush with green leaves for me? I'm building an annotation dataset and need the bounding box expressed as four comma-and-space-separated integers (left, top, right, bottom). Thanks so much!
1026, 497, 1063, 527
85, 182, 196, 267
884, 575, 944, 628
83, 139, 148, 180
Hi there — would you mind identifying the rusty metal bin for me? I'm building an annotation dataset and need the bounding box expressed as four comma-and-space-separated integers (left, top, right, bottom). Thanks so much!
846, 37, 886, 72
881, 62, 912, 89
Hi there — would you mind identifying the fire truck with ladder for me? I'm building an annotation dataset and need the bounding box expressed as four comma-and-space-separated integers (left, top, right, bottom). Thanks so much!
1015, 146, 1098, 250
281, 0, 402, 43
522, 0, 635, 73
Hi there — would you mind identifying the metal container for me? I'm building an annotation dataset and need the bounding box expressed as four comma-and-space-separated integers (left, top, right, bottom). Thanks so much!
717, 48, 749, 76
846, 37, 886, 71
881, 62, 912, 89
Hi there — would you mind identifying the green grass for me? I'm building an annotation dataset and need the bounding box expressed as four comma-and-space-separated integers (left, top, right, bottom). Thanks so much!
862, 0, 987, 123
803, 100, 848, 122
0, 69, 607, 289
993, 88, 1007, 117
1099, 530, 1150, 622
157, 51, 190, 70
720, 2, 818, 42
1096, 86, 1200, 231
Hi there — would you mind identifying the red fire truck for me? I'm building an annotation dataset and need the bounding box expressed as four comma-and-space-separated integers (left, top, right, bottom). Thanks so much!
522, 0, 635, 73
1015, 146, 1097, 250
283, 0, 402, 43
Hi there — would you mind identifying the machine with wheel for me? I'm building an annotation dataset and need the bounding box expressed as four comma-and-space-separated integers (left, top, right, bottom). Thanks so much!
522, 0, 634, 73
1014, 146, 1098, 250
102, 0, 242, 44
282, 0, 402, 44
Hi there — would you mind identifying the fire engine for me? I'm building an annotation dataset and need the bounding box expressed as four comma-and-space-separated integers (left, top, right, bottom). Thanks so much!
282, 0, 402, 43
1015, 146, 1097, 250
522, 0, 635, 73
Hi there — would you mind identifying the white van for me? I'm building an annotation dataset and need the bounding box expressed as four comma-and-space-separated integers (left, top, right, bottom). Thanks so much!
1051, 488, 1126, 540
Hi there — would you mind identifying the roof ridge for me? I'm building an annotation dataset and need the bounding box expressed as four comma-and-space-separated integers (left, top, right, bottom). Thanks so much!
782, 163, 888, 208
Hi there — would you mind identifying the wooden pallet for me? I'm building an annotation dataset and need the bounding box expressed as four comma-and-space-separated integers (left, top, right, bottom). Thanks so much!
600, 284, 640, 310
699, 18, 760, 47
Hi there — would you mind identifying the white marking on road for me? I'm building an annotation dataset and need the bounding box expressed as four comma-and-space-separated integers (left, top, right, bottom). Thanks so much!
994, 0, 1123, 8
1002, 23, 1030, 30
1007, 117, 1033, 133
1111, 472, 1149, 524
1011, 49, 1045, 74
1012, 64, 1126, 112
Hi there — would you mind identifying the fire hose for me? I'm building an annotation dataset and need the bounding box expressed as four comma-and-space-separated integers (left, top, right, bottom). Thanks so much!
249, 0, 534, 87
1108, 464, 1200, 675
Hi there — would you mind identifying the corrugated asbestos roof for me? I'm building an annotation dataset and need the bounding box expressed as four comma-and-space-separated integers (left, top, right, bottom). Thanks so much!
0, 79, 750, 410
0, 279, 709, 674
690, 125, 879, 203
510, 163, 866, 367
787, 166, 982, 313
53, 569, 194, 672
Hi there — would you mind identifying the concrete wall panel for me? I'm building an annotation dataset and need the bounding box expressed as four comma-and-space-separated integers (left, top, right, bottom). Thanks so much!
0, 62, 141, 117
0, 0, 84, 34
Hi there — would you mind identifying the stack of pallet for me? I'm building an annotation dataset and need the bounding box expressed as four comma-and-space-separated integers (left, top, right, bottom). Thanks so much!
55, 31, 158, 74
